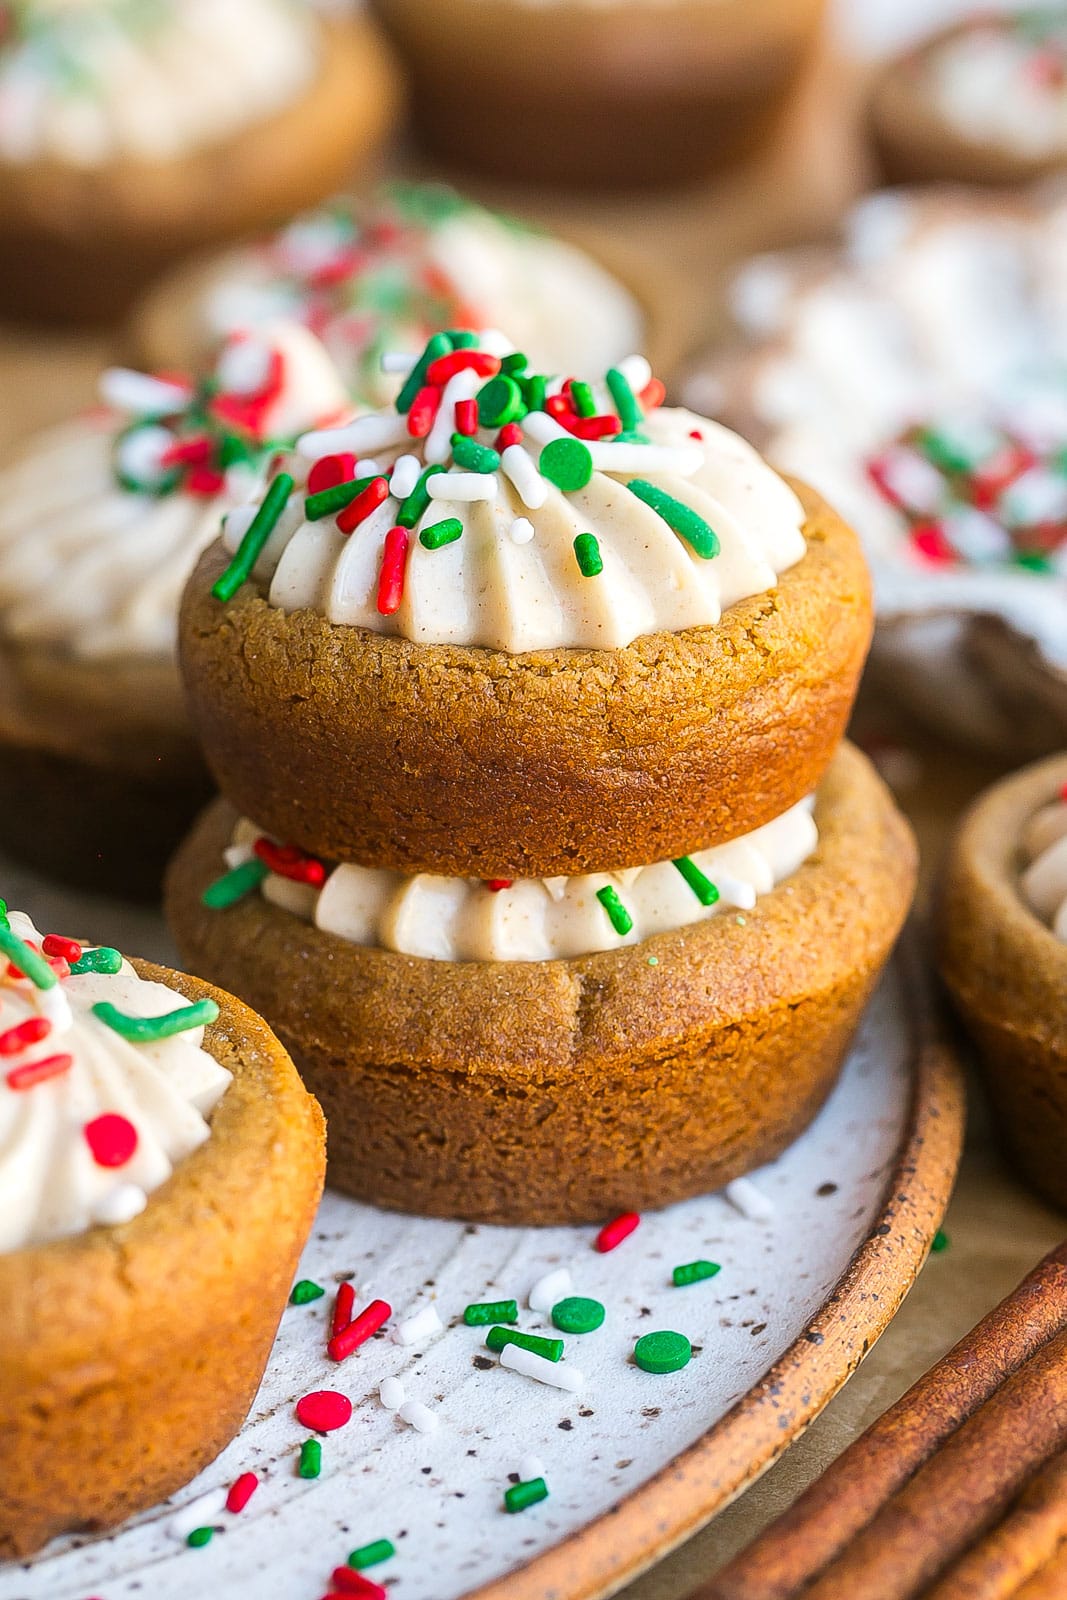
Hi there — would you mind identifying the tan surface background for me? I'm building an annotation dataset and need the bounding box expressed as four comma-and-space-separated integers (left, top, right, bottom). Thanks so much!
0, 28, 1062, 1600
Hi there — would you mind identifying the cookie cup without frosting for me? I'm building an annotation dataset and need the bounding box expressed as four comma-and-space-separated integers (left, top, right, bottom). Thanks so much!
0, 966, 326, 1558
179, 479, 872, 879
166, 742, 915, 1225
938, 753, 1067, 1211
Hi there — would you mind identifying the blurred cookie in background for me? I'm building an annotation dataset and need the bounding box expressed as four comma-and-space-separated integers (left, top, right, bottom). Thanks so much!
0, 0, 400, 324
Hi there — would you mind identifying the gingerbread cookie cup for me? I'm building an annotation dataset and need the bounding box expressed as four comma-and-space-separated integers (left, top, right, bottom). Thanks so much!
0, 964, 325, 1558
166, 743, 914, 1225
0, 17, 399, 325
180, 480, 871, 879
938, 754, 1067, 1211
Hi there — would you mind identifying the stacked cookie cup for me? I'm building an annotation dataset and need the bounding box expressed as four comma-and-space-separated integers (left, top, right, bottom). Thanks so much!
167, 331, 917, 1225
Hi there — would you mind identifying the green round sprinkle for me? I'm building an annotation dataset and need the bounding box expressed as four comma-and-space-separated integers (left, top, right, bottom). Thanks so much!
420, 517, 463, 551
299, 1437, 322, 1478
0, 926, 57, 990
464, 1299, 518, 1327
92, 998, 219, 1043
187, 1527, 214, 1549
505, 1477, 549, 1514
290, 1279, 326, 1305
304, 473, 379, 522
485, 1326, 563, 1362
551, 1296, 605, 1334
596, 885, 633, 937
397, 464, 447, 529
932, 1229, 950, 1254
451, 435, 501, 473
540, 437, 593, 493
202, 858, 269, 910
500, 351, 529, 376
69, 945, 123, 976
477, 375, 525, 428
212, 472, 295, 603
606, 367, 642, 433
570, 380, 596, 419
647, 956, 659, 967
573, 532, 603, 578
349, 1537, 396, 1570
627, 479, 719, 559
396, 332, 453, 414
634, 1330, 692, 1374
672, 857, 720, 907
672, 1259, 721, 1288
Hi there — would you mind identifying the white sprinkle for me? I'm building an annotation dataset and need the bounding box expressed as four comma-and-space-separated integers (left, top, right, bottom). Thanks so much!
222, 502, 259, 554
392, 1303, 443, 1347
528, 1267, 572, 1313
424, 369, 480, 465
724, 1176, 775, 1221
616, 355, 652, 394
398, 1399, 439, 1434
167, 1487, 228, 1540
500, 1344, 584, 1392
37, 984, 72, 1036
501, 444, 548, 510
427, 472, 499, 503
379, 1376, 406, 1411
714, 873, 758, 912
223, 842, 255, 870
587, 442, 702, 476
99, 367, 192, 417
521, 410, 572, 447
477, 328, 515, 357
381, 351, 417, 375
359, 459, 383, 478
216, 337, 274, 397
509, 517, 535, 545
520, 1454, 546, 1483
389, 453, 422, 501
113, 423, 175, 491
297, 412, 409, 459
92, 1183, 147, 1228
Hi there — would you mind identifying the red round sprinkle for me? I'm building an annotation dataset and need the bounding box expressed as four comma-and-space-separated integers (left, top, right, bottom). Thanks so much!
295, 1390, 353, 1432
0, 1015, 51, 1056
84, 1113, 139, 1169
453, 398, 478, 437
332, 1281, 356, 1339
308, 453, 358, 496
596, 1210, 641, 1253
42, 934, 83, 963
225, 1471, 259, 1514
496, 423, 523, 450
336, 476, 389, 536
6, 1053, 73, 1091
376, 528, 409, 617
328, 1299, 391, 1363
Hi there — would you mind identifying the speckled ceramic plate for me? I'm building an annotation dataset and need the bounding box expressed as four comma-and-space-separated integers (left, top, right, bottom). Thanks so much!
0, 867, 963, 1600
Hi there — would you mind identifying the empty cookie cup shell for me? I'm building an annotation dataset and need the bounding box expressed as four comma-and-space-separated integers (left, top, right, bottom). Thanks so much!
0, 967, 325, 1557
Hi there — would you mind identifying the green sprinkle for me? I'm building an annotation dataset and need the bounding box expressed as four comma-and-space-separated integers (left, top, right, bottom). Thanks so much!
0, 925, 57, 990
634, 1330, 692, 1374
647, 956, 659, 966
672, 1259, 721, 1287
290, 1279, 326, 1305
505, 1477, 549, 1513
396, 332, 453, 414
299, 1437, 322, 1479
202, 858, 268, 910
932, 1229, 950, 1254
485, 1326, 563, 1362
524, 374, 547, 414
551, 1296, 605, 1334
1016, 551, 1054, 573
916, 427, 979, 475
477, 374, 525, 428
397, 464, 446, 529
465, 1299, 519, 1325
212, 472, 294, 603
596, 885, 633, 937
501, 351, 529, 375
92, 997, 218, 1042
0, 899, 8, 930
540, 437, 593, 492
735, 914, 747, 926
570, 380, 596, 418
349, 1537, 396, 1569
672, 857, 720, 907
606, 368, 642, 433
186, 1527, 214, 1549
573, 532, 603, 577
451, 435, 501, 473
445, 329, 479, 350
69, 945, 123, 976
628, 479, 719, 559
420, 517, 463, 550
304, 474, 378, 521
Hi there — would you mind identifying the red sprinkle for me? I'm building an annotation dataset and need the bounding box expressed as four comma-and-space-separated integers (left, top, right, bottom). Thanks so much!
84, 1113, 139, 1168
253, 837, 326, 887
407, 384, 443, 439
185, 466, 226, 497
336, 477, 389, 536
485, 880, 513, 893
327, 1299, 391, 1363
639, 378, 667, 411
225, 1472, 259, 1514
295, 1390, 353, 1433
910, 522, 957, 566
42, 934, 82, 964
425, 349, 501, 386
454, 398, 478, 436
330, 1571, 387, 1598
496, 423, 523, 450
596, 1211, 641, 1253
6, 1052, 73, 1092
332, 1282, 356, 1339
308, 453, 358, 496
0, 1015, 51, 1056
376, 528, 409, 616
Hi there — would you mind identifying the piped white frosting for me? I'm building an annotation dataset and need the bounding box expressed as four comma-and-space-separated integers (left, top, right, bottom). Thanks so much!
926, 16, 1067, 161
225, 796, 818, 962
0, 911, 230, 1254
1021, 789, 1067, 940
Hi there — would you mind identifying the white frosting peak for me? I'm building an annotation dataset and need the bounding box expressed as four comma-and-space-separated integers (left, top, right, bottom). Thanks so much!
1021, 790, 1067, 940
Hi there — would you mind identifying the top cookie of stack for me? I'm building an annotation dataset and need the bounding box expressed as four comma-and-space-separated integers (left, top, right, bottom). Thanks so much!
180, 330, 872, 880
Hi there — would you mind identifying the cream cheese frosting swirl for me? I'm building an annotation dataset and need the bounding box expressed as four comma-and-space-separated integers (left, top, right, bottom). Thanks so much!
220, 797, 818, 962
0, 909, 230, 1253
0, 0, 319, 169
218, 335, 806, 653
926, 12, 1067, 162
1021, 786, 1067, 941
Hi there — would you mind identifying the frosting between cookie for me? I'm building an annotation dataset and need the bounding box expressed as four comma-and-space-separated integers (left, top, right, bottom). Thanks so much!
927, 15, 1067, 161
1021, 789, 1067, 940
